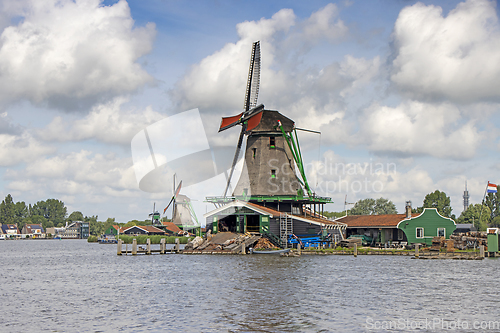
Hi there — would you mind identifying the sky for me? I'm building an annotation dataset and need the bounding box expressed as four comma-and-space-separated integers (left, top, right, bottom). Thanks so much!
0, 0, 499, 224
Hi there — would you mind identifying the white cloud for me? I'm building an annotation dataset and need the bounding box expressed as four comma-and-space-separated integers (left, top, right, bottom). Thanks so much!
170, 5, 383, 151
37, 97, 165, 145
0, 131, 54, 166
306, 150, 438, 212
170, 5, 350, 114
0, 0, 155, 110
359, 101, 483, 159
302, 4, 348, 42
391, 0, 500, 103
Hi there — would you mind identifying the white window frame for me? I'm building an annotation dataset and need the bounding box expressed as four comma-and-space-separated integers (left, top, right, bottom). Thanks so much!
437, 228, 445, 237
416, 227, 424, 238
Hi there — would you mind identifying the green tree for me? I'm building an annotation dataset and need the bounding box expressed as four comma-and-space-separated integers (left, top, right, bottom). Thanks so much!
31, 199, 67, 226
14, 201, 28, 230
373, 198, 398, 215
457, 204, 490, 231
323, 211, 346, 219
0, 194, 16, 225
67, 211, 84, 222
484, 186, 500, 220
414, 190, 453, 218
350, 197, 398, 215
84, 215, 98, 236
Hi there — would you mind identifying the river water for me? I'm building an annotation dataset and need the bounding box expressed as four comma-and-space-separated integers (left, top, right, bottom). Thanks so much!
0, 240, 499, 332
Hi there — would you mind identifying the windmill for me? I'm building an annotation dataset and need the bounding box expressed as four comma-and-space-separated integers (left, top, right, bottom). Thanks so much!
149, 203, 161, 226
205, 41, 342, 245
218, 41, 304, 199
344, 195, 354, 216
163, 175, 201, 235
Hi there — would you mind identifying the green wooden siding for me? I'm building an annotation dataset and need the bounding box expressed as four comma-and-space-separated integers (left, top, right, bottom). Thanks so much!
487, 230, 499, 252
259, 215, 270, 234
398, 208, 456, 246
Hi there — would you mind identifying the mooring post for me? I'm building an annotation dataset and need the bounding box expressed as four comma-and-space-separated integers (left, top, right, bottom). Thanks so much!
117, 239, 122, 255
480, 245, 485, 258
241, 244, 246, 255
415, 244, 419, 258
174, 238, 180, 253
132, 239, 137, 255
298, 244, 301, 255
160, 238, 166, 254
354, 243, 357, 257
146, 238, 151, 255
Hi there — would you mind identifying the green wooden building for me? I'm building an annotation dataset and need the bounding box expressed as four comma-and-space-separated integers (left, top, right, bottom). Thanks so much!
487, 228, 499, 253
397, 208, 456, 246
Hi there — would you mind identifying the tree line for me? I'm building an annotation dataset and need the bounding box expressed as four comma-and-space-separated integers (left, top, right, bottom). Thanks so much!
0, 194, 168, 236
325, 187, 500, 231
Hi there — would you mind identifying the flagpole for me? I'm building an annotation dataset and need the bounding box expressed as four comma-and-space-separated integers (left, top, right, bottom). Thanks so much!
479, 181, 489, 227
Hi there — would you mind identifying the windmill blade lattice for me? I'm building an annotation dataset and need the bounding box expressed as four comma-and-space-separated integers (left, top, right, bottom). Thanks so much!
221, 41, 262, 197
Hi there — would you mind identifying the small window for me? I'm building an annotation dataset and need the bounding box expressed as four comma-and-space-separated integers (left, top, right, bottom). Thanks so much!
271, 169, 276, 179
416, 227, 424, 238
269, 137, 275, 148
437, 228, 445, 237
252, 148, 257, 158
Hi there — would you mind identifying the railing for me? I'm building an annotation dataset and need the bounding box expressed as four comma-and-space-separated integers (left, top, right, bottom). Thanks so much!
263, 232, 282, 248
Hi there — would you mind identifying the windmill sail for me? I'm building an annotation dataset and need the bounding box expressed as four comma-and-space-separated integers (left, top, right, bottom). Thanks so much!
222, 41, 261, 197
244, 41, 260, 112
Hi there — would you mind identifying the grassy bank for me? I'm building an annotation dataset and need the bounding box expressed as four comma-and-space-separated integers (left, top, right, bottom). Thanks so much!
117, 235, 194, 244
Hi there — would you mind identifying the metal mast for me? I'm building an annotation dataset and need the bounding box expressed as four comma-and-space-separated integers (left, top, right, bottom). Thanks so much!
463, 181, 470, 212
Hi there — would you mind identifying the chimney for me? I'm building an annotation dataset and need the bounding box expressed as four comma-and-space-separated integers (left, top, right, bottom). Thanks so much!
405, 201, 412, 218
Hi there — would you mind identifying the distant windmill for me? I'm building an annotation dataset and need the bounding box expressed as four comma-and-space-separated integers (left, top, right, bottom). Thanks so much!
149, 203, 161, 226
163, 175, 200, 234
344, 195, 354, 215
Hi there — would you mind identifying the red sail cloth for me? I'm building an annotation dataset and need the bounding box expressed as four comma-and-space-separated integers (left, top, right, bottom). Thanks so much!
219, 112, 243, 131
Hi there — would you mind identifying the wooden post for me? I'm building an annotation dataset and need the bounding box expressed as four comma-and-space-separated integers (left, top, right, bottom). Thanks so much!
354, 243, 357, 257
298, 244, 301, 255
117, 239, 122, 255
174, 238, 180, 253
132, 239, 137, 255
415, 244, 419, 258
241, 244, 246, 255
480, 245, 485, 258
146, 238, 151, 255
160, 238, 165, 254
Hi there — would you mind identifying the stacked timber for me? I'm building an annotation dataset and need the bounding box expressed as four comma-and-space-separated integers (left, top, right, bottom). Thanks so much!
253, 238, 279, 250
446, 239, 455, 252
431, 236, 445, 251
183, 232, 261, 254
449, 232, 487, 250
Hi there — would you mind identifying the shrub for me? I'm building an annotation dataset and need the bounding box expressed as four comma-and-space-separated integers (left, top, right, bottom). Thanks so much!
87, 235, 98, 243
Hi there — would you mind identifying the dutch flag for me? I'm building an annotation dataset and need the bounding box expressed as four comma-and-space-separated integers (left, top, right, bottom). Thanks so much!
487, 182, 498, 193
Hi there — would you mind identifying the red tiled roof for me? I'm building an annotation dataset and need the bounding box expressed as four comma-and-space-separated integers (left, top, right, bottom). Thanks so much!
162, 221, 182, 233
246, 201, 344, 226
337, 214, 407, 228
136, 225, 165, 234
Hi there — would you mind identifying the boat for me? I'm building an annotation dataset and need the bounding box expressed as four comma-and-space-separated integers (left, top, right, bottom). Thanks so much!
249, 248, 291, 255
98, 235, 118, 244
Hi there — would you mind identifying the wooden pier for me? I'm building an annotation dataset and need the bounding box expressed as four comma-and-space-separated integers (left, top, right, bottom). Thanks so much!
117, 238, 181, 255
